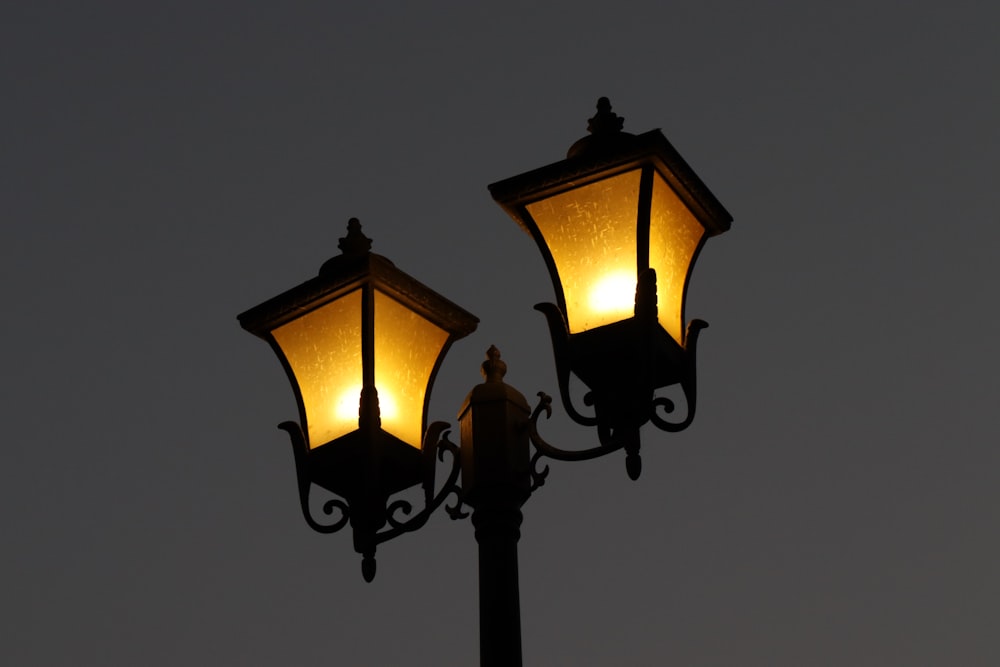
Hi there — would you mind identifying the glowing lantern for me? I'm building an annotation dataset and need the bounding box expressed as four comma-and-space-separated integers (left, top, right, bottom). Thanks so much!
238, 218, 477, 578
489, 98, 731, 476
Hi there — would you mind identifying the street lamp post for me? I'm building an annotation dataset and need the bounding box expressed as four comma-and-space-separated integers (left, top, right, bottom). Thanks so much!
238, 99, 731, 666
460, 346, 532, 667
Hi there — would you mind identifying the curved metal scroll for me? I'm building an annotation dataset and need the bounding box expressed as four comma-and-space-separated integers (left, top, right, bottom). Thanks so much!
374, 422, 467, 542
527, 392, 627, 488
535, 304, 707, 432
278, 421, 351, 533
649, 319, 706, 433
528, 310, 705, 481
534, 303, 599, 426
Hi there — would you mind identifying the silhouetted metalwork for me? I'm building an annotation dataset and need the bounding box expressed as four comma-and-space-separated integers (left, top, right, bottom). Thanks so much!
277, 419, 463, 581
237, 98, 731, 667
456, 345, 531, 667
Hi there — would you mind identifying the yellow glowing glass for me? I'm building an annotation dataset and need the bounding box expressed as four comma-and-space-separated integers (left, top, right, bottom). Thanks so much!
648, 173, 705, 345
272, 289, 363, 448
374, 290, 449, 448
526, 170, 641, 333
331, 383, 400, 423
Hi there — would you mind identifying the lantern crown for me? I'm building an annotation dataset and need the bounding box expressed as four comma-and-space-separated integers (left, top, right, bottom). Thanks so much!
490, 99, 731, 241
335, 216, 373, 257
240, 220, 477, 351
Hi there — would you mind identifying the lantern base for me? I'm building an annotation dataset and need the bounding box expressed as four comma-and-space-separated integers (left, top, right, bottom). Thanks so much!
306, 429, 425, 501
532, 303, 707, 478
279, 419, 466, 581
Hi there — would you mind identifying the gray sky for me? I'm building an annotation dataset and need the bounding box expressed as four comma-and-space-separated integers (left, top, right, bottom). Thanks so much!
3, 2, 998, 665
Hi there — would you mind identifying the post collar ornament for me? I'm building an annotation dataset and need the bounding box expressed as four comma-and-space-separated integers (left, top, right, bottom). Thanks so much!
481, 345, 506, 382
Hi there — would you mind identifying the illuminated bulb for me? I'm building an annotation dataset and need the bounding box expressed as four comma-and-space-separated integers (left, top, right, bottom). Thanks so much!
334, 386, 361, 423
378, 389, 398, 420
588, 272, 635, 318
333, 386, 398, 423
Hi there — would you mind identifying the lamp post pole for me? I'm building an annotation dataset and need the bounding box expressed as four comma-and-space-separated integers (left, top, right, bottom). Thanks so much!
473, 498, 525, 667
459, 346, 531, 667
237, 99, 732, 667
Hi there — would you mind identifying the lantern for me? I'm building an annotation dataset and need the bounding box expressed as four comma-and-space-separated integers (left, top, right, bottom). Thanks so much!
238, 219, 478, 578
489, 99, 731, 477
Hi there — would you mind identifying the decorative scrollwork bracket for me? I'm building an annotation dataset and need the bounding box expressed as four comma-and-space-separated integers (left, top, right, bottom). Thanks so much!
530, 269, 708, 480
527, 307, 705, 483
526, 392, 637, 480
278, 419, 465, 582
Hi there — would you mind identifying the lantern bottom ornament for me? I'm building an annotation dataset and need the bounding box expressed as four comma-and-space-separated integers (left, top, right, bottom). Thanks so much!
530, 267, 707, 481
279, 416, 466, 582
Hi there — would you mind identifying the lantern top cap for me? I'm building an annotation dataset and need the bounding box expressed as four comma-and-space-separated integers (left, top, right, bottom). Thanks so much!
318, 217, 393, 278
238, 218, 479, 339
488, 99, 732, 237
567, 97, 637, 159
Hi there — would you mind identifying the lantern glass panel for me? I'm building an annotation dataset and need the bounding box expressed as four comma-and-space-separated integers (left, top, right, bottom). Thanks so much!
526, 169, 642, 333
374, 290, 450, 448
272, 289, 363, 449
648, 173, 706, 345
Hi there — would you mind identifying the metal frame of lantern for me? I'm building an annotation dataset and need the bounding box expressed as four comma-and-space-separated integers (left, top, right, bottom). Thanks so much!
238, 219, 478, 580
489, 98, 732, 480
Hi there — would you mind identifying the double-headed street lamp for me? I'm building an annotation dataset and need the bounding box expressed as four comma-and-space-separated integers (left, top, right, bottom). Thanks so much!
238, 99, 731, 666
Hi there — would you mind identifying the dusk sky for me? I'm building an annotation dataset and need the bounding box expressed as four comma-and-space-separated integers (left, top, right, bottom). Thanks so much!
4, 2, 999, 665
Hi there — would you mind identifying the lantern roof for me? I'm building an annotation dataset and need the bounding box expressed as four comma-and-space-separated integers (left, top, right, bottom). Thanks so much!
489, 98, 732, 238
238, 219, 479, 338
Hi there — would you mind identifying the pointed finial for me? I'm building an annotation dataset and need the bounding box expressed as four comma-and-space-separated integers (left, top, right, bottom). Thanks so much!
587, 97, 625, 136
567, 97, 635, 158
481, 345, 507, 383
361, 552, 376, 582
338, 217, 373, 256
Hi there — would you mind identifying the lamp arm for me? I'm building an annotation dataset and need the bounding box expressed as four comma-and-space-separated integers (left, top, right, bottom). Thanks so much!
278, 421, 350, 534
534, 303, 598, 426
526, 392, 627, 490
649, 319, 707, 433
434, 429, 471, 520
